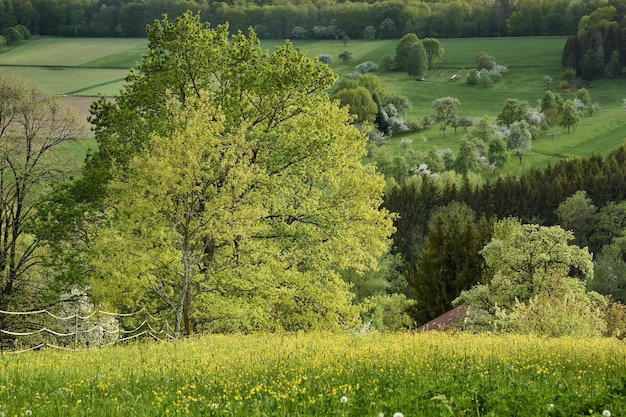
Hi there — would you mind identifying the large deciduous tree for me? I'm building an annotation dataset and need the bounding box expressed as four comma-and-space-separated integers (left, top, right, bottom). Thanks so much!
0, 72, 86, 311
455, 218, 605, 337
52, 12, 394, 336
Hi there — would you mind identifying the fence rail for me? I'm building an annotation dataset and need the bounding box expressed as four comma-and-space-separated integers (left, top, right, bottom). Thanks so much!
0, 307, 175, 354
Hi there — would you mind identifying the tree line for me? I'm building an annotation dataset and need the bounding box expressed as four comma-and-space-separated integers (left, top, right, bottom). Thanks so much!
0, 0, 616, 40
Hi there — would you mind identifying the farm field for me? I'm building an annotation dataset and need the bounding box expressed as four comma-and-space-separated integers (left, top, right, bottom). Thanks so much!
2, 36, 626, 175
0, 332, 624, 417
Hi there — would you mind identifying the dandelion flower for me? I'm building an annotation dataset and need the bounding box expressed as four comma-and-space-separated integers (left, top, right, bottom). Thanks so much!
378, 413, 384, 417
340, 396, 348, 404
603, 411, 611, 417
25, 411, 32, 416
393, 413, 404, 417
210, 403, 218, 409
547, 404, 555, 411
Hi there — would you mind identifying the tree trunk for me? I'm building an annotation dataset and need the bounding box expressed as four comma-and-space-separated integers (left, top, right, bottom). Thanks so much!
175, 245, 193, 338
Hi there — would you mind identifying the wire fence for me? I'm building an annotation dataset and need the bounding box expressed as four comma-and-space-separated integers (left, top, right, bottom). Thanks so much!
0, 307, 176, 354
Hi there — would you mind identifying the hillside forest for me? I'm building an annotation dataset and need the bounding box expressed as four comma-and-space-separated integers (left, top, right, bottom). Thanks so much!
3, 3, 626, 344
0, 0, 623, 40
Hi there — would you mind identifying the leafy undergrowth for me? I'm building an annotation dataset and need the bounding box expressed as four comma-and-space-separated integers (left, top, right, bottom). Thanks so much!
0, 332, 624, 416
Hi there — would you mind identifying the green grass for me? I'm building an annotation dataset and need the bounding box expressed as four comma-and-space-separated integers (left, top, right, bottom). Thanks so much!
1, 332, 624, 417
0, 37, 147, 67
2, 36, 626, 175
288, 37, 626, 175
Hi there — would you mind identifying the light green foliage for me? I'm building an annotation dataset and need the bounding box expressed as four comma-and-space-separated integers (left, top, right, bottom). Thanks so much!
379, 53, 393, 71
422, 38, 444, 69
466, 68, 480, 85
341, 252, 406, 303
475, 51, 495, 70
455, 218, 604, 336
496, 98, 530, 126
555, 190, 597, 248
591, 201, 626, 250
88, 12, 394, 335
540, 90, 558, 112
453, 137, 480, 175
360, 293, 416, 332
431, 96, 460, 138
333, 86, 378, 123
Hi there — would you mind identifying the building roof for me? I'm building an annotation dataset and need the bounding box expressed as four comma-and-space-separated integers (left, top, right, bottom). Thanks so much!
416, 305, 467, 332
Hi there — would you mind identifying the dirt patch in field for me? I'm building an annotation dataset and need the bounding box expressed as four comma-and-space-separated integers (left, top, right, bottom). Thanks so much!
60, 96, 97, 123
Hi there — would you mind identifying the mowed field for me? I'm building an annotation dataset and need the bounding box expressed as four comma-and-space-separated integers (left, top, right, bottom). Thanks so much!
2, 36, 626, 174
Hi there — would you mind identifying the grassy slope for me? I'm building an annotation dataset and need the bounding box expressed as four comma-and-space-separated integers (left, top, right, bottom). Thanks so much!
1, 332, 624, 416
289, 37, 626, 176
2, 36, 626, 175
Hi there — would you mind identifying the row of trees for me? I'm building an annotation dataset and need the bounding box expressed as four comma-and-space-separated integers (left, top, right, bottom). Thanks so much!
0, 0, 615, 39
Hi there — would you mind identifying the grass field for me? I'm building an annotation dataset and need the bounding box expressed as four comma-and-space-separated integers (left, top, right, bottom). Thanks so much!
1, 332, 624, 417
2, 36, 626, 175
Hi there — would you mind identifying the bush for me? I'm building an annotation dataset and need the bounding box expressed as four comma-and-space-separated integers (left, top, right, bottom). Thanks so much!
339, 50, 352, 63
561, 67, 576, 81
2, 27, 21, 45
467, 69, 480, 85
360, 293, 416, 332
355, 61, 378, 74
603, 299, 626, 339
317, 54, 333, 64
14, 25, 31, 40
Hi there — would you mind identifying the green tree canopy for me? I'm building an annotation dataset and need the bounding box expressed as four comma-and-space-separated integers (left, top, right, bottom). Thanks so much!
455, 218, 604, 336
333, 86, 378, 123
422, 37, 444, 69
560, 99, 581, 133
46, 12, 394, 336
431, 96, 460, 138
394, 33, 419, 71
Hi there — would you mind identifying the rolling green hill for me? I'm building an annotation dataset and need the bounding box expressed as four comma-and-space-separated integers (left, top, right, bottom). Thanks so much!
2, 36, 625, 175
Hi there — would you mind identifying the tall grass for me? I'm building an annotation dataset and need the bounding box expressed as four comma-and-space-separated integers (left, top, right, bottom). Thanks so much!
1, 332, 624, 417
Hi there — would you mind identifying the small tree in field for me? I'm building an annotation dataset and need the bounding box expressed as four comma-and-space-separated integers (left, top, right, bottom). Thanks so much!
560, 100, 580, 133
422, 38, 444, 69
432, 97, 460, 138
339, 50, 352, 63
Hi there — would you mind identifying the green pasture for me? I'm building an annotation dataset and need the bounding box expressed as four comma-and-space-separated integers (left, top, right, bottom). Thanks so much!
0, 66, 128, 96
2, 36, 626, 175
0, 37, 146, 67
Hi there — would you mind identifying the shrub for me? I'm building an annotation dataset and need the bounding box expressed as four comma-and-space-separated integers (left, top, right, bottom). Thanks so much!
561, 67, 576, 81
603, 299, 626, 339
355, 61, 377, 74
317, 54, 333, 64
361, 293, 416, 332
466, 69, 480, 85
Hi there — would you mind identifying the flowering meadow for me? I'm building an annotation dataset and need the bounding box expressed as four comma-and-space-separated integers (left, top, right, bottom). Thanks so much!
1, 332, 625, 417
